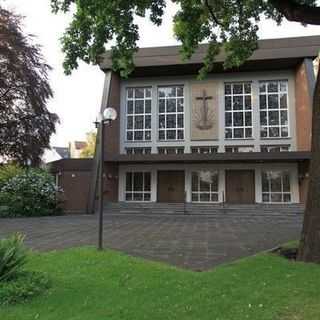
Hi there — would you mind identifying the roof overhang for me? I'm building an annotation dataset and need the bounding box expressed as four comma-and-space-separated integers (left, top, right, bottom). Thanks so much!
99, 36, 320, 77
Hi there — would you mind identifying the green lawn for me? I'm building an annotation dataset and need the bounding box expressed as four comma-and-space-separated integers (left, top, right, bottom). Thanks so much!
1, 247, 320, 320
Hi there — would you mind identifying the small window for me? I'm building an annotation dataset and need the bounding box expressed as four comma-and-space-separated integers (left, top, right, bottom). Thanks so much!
260, 145, 290, 152
126, 148, 152, 155
158, 147, 184, 155
261, 170, 291, 203
191, 147, 218, 154
225, 146, 254, 153
125, 172, 151, 201
191, 171, 219, 202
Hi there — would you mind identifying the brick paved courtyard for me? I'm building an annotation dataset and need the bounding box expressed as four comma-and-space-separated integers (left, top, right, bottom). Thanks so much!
0, 214, 302, 270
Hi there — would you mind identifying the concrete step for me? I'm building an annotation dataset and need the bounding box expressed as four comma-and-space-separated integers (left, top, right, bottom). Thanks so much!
104, 202, 304, 216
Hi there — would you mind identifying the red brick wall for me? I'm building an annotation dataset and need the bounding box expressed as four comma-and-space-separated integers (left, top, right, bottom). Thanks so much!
295, 61, 313, 151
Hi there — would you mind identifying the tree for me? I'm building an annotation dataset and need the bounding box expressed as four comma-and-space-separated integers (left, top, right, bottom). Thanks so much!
80, 131, 96, 158
51, 0, 320, 263
0, 7, 58, 166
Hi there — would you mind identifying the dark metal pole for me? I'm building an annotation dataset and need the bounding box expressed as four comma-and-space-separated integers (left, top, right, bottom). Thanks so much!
98, 120, 105, 250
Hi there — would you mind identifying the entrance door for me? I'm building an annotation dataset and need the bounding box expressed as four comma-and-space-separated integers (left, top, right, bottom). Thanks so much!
157, 171, 185, 203
225, 170, 255, 204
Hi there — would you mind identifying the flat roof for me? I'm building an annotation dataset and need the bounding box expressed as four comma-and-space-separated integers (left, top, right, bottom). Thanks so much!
99, 36, 320, 76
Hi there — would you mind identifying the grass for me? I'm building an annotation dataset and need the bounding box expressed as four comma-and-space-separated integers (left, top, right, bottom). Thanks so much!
0, 247, 319, 320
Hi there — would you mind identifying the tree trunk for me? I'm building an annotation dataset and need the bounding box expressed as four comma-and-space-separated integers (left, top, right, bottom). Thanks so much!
298, 64, 320, 263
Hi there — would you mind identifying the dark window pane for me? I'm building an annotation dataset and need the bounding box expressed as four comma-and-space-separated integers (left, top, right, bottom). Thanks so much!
177, 114, 184, 128
283, 173, 290, 192
269, 111, 279, 125
145, 131, 151, 140
225, 96, 232, 110
192, 193, 199, 202
134, 131, 143, 140
271, 193, 282, 202
280, 93, 287, 109
126, 173, 132, 191
234, 128, 244, 138
259, 82, 266, 93
260, 111, 267, 126
260, 127, 267, 138
135, 116, 144, 129
159, 130, 165, 140
133, 193, 143, 201
283, 194, 291, 202
167, 130, 176, 140
233, 83, 243, 94
200, 193, 210, 202
127, 116, 133, 129
177, 86, 184, 97
144, 193, 151, 201
244, 83, 251, 94
159, 99, 165, 113
225, 128, 232, 139
135, 100, 144, 113
127, 88, 134, 98
127, 131, 133, 140
225, 112, 232, 127
166, 114, 176, 128
127, 101, 133, 114
144, 173, 151, 191
159, 115, 165, 128
245, 96, 252, 110
262, 193, 269, 202
280, 81, 287, 92
269, 127, 280, 137
281, 127, 289, 137
268, 81, 278, 93
177, 130, 184, 140
177, 98, 184, 112
167, 99, 176, 113
268, 94, 279, 109
135, 88, 144, 98
280, 111, 288, 125
260, 95, 266, 109
245, 128, 252, 138
245, 112, 252, 126
133, 172, 143, 191
145, 116, 151, 129
234, 112, 244, 126
125, 193, 132, 201
225, 84, 231, 95
233, 96, 243, 110
145, 100, 151, 113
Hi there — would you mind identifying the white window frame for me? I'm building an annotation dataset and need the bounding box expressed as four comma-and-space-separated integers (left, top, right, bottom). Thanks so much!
126, 87, 152, 142
191, 171, 219, 203
158, 86, 184, 141
224, 82, 253, 139
125, 171, 151, 202
261, 170, 291, 203
259, 80, 289, 139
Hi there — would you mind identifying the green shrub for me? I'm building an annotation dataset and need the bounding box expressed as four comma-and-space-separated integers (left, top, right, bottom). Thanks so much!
0, 233, 27, 281
0, 168, 63, 217
0, 164, 23, 189
0, 271, 50, 306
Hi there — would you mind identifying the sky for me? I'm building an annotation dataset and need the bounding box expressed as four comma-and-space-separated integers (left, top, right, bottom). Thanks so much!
4, 1, 320, 147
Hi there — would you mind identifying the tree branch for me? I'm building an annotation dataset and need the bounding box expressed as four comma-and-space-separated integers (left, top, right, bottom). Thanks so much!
203, 0, 224, 26
269, 0, 320, 25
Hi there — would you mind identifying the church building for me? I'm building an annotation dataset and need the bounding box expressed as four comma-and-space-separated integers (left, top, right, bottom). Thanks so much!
95, 36, 318, 207
51, 36, 320, 213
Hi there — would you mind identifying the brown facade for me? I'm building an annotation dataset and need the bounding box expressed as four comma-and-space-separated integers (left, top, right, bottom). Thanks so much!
295, 59, 314, 151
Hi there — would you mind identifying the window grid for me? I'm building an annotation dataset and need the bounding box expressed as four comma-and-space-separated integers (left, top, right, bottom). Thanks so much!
225, 146, 254, 153
125, 172, 151, 202
191, 171, 219, 202
260, 145, 290, 152
126, 147, 152, 155
225, 82, 253, 139
158, 86, 184, 141
126, 87, 152, 142
262, 170, 291, 203
191, 147, 218, 154
158, 147, 184, 155
259, 80, 289, 138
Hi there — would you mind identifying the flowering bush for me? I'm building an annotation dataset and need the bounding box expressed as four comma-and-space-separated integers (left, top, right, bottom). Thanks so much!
0, 168, 63, 217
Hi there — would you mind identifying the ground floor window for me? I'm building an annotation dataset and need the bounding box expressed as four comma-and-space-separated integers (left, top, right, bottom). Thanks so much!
262, 170, 291, 203
191, 146, 218, 154
125, 172, 151, 201
191, 171, 219, 202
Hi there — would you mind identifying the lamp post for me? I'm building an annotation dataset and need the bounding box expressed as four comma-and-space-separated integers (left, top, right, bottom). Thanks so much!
95, 107, 117, 251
